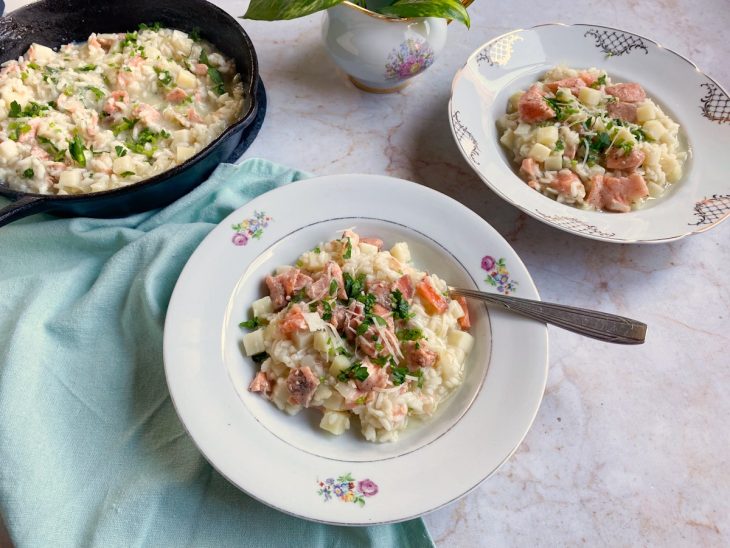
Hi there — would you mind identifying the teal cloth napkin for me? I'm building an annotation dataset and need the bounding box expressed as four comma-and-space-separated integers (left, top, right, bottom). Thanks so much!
0, 159, 434, 548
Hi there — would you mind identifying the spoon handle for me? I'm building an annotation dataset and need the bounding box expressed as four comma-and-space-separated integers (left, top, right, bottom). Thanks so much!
450, 287, 647, 344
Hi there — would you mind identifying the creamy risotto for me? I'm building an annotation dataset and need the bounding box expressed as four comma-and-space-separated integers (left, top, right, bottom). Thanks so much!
241, 231, 474, 443
0, 24, 244, 195
498, 66, 686, 213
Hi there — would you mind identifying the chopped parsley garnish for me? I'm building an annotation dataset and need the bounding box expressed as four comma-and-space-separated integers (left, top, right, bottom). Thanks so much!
119, 171, 135, 177
119, 32, 138, 50
329, 279, 338, 296
391, 366, 409, 386
239, 316, 264, 330
7, 122, 31, 141
251, 352, 268, 363
390, 289, 413, 320
373, 315, 387, 327
396, 328, 425, 341
68, 134, 87, 167
154, 67, 174, 88
9, 100, 49, 118
37, 136, 66, 161
77, 64, 97, 72
199, 49, 210, 66
111, 117, 138, 136
86, 86, 105, 100
619, 141, 634, 154
290, 288, 308, 303
337, 362, 369, 383
371, 356, 388, 367
189, 28, 202, 42
343, 272, 366, 299
321, 300, 333, 321
631, 127, 649, 142
356, 292, 376, 315
138, 22, 163, 31
414, 369, 425, 388
544, 97, 579, 121
590, 74, 607, 89
125, 128, 170, 158
343, 237, 352, 259
337, 347, 353, 358
8, 101, 20, 118
554, 139, 565, 152
312, 246, 321, 254
591, 131, 612, 153
27, 61, 40, 70
115, 145, 127, 157
22, 168, 34, 179
355, 319, 371, 337
207, 67, 225, 95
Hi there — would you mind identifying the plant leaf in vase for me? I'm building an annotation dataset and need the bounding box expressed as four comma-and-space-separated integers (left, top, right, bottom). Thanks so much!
379, 0, 470, 27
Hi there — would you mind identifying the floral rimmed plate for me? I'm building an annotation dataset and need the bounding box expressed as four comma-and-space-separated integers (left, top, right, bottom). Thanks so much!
163, 174, 548, 524
449, 23, 730, 243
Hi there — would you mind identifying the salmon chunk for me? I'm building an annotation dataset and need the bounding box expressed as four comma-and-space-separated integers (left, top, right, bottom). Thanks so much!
600, 173, 649, 212
606, 148, 645, 170
248, 371, 271, 396
607, 102, 638, 123
286, 367, 319, 407
307, 261, 347, 301
360, 237, 383, 250
392, 274, 414, 300
550, 169, 583, 195
402, 341, 438, 371
544, 77, 586, 95
605, 83, 646, 103
279, 305, 308, 335
520, 157, 540, 179
518, 85, 555, 123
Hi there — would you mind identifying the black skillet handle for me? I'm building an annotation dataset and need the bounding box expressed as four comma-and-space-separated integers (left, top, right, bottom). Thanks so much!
0, 195, 49, 227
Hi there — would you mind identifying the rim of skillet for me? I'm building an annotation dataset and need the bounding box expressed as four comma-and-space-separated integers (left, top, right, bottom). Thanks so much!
0, 0, 259, 202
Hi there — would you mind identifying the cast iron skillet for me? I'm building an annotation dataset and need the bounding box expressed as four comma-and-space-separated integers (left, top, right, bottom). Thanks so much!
0, 0, 259, 227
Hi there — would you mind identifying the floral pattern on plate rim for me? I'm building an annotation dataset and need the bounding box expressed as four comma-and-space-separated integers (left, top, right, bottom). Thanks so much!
231, 211, 272, 246
481, 256, 518, 295
317, 474, 378, 506
384, 39, 434, 81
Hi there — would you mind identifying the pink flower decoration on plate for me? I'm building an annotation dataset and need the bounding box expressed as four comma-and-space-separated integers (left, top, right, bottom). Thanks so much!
357, 479, 378, 497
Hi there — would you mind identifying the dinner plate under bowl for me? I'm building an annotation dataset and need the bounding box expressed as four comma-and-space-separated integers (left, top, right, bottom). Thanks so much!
449, 23, 730, 243
163, 174, 548, 524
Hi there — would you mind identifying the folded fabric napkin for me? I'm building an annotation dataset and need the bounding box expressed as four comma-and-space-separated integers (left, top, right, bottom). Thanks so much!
0, 159, 433, 548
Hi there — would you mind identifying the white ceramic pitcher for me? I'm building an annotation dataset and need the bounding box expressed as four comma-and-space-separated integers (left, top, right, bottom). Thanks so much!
322, 1, 471, 93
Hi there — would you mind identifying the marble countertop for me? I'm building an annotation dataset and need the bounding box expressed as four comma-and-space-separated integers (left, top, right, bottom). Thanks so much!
237, 2, 730, 544
3, 0, 729, 545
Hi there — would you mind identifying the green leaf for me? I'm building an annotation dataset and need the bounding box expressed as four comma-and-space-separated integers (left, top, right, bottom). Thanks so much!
242, 0, 344, 20
22, 168, 34, 179
86, 86, 105, 100
207, 67, 225, 96
239, 316, 264, 330
379, 0, 470, 28
9, 101, 22, 118
68, 134, 87, 167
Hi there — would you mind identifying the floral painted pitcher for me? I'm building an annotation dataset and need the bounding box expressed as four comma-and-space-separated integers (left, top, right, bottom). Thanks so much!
322, 1, 471, 93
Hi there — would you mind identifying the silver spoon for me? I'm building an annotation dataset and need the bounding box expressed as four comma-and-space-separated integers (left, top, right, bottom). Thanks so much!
450, 287, 647, 344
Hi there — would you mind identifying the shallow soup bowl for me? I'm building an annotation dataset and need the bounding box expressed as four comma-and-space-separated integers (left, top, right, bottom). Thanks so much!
449, 23, 730, 243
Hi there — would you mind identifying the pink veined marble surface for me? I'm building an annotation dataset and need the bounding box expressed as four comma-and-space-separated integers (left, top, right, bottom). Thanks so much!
2, 0, 729, 546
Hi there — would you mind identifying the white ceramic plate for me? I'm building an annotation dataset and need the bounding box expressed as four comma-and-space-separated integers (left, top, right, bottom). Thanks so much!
449, 23, 730, 243
163, 174, 548, 524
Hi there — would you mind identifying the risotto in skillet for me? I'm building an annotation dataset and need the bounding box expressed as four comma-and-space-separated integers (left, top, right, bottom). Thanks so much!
498, 66, 686, 212
0, 24, 244, 195
240, 231, 475, 443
